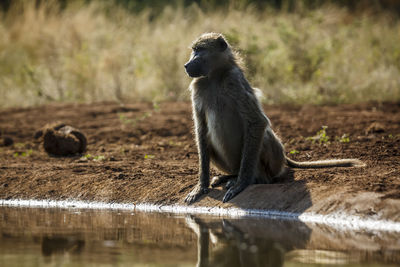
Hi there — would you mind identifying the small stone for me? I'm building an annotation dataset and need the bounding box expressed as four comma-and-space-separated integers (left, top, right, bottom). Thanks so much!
365, 122, 385, 134
2, 136, 13, 146
77, 157, 88, 163
115, 173, 126, 180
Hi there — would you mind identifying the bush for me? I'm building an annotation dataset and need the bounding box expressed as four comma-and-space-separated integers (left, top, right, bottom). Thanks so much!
0, 0, 399, 107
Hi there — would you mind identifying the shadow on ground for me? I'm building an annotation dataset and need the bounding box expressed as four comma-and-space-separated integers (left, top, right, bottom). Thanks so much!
194, 170, 312, 215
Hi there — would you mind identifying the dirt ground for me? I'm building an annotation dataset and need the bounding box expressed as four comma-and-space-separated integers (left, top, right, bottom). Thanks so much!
0, 102, 399, 221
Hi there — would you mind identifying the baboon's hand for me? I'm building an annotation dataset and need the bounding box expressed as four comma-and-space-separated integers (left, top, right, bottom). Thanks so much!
225, 180, 235, 189
185, 184, 209, 204
222, 183, 247, 203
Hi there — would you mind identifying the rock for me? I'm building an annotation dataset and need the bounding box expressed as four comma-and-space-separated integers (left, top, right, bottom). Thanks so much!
77, 157, 89, 163
38, 123, 87, 156
2, 136, 13, 146
365, 122, 385, 134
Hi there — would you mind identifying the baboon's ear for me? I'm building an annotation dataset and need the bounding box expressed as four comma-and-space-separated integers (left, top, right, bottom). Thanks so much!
217, 36, 228, 52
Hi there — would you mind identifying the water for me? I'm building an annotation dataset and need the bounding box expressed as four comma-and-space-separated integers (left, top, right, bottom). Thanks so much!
0, 206, 399, 267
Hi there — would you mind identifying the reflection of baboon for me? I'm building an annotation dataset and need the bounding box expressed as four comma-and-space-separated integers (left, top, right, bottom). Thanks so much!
185, 216, 287, 267
184, 33, 363, 203
41, 236, 85, 256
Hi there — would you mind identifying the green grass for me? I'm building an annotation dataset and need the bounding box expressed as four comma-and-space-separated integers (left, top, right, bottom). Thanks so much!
0, 1, 399, 107
336, 133, 350, 143
307, 126, 353, 145
306, 126, 330, 144
80, 154, 106, 161
13, 149, 33, 157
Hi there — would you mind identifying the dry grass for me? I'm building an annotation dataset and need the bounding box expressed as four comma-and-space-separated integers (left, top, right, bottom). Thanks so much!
0, 1, 399, 107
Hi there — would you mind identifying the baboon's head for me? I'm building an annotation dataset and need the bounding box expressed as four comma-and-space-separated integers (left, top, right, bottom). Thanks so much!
184, 33, 231, 78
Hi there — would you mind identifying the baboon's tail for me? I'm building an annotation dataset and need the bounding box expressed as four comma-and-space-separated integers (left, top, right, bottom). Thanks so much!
286, 157, 365, 168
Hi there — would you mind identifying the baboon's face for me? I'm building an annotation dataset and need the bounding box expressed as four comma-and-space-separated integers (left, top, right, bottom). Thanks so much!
184, 35, 228, 78
184, 48, 209, 78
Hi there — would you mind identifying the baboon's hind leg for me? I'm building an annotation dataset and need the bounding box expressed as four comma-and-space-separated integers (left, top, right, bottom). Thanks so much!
260, 131, 286, 182
211, 175, 237, 188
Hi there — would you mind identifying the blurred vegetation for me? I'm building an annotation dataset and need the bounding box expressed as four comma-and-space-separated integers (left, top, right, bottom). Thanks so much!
0, 0, 399, 107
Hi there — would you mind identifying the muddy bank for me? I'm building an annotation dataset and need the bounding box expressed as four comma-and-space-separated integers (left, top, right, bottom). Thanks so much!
0, 102, 399, 221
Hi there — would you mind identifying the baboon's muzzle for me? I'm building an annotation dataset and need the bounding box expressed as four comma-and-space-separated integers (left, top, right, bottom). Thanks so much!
184, 60, 204, 78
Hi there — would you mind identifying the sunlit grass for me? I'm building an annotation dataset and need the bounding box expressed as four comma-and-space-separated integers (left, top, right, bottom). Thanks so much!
0, 1, 399, 107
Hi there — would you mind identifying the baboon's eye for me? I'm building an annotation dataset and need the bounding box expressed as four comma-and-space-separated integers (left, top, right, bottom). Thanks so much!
194, 47, 205, 53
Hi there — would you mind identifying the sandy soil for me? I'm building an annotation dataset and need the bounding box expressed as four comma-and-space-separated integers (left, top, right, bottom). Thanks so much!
0, 102, 399, 221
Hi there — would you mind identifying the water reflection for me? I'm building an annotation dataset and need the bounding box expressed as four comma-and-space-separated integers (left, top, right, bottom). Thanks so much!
41, 236, 85, 256
0, 206, 399, 266
185, 215, 311, 267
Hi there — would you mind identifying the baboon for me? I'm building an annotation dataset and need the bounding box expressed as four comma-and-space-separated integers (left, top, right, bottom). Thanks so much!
184, 33, 363, 204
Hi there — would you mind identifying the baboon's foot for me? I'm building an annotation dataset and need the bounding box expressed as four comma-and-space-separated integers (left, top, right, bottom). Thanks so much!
210, 175, 237, 188
222, 181, 250, 203
185, 184, 209, 204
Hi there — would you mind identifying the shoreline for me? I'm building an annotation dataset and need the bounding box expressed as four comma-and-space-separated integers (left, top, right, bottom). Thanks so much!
2, 198, 400, 233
